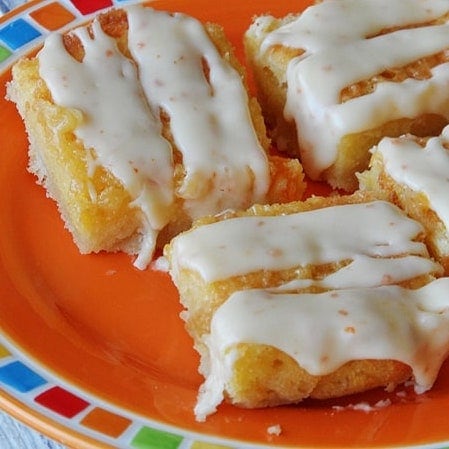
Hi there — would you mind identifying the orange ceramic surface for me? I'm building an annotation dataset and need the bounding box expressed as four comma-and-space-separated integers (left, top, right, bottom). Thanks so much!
29, 2, 76, 31
1, 1, 449, 448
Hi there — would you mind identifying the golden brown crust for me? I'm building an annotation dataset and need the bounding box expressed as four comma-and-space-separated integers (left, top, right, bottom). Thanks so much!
227, 344, 412, 408
244, 18, 301, 156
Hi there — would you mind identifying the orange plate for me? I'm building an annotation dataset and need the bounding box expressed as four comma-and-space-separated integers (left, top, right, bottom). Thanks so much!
1, 0, 449, 448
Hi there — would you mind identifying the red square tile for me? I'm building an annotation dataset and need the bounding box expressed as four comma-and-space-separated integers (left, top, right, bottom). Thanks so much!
35, 386, 90, 418
69, 0, 113, 15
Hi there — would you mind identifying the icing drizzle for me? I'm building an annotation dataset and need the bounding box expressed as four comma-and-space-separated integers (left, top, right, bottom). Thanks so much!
39, 19, 174, 267
38, 6, 269, 267
126, 7, 269, 219
256, 0, 449, 179
169, 200, 439, 284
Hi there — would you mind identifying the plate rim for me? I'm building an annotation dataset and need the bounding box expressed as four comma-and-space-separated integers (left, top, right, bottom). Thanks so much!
2, 1, 449, 448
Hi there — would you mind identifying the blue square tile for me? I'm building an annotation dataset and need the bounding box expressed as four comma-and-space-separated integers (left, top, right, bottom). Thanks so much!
0, 361, 47, 393
0, 18, 41, 50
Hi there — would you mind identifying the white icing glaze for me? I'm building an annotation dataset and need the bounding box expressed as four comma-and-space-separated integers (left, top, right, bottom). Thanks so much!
375, 128, 449, 231
126, 7, 269, 219
260, 0, 449, 55
37, 6, 269, 266
38, 20, 175, 262
196, 277, 449, 420
271, 255, 440, 291
256, 0, 449, 179
169, 200, 436, 283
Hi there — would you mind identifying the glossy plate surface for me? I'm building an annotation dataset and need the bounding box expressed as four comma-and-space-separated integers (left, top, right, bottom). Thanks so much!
1, 1, 449, 448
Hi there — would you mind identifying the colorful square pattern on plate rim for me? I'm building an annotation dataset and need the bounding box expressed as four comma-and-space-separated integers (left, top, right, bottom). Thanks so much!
0, 327, 229, 448
2, 1, 449, 449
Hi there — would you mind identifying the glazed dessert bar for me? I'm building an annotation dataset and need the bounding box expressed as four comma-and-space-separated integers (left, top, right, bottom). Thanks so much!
7, 5, 305, 269
164, 192, 445, 420
198, 278, 449, 420
245, 0, 449, 191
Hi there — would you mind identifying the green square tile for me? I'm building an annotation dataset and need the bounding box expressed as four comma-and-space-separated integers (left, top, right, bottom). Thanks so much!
131, 426, 183, 449
0, 45, 11, 63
